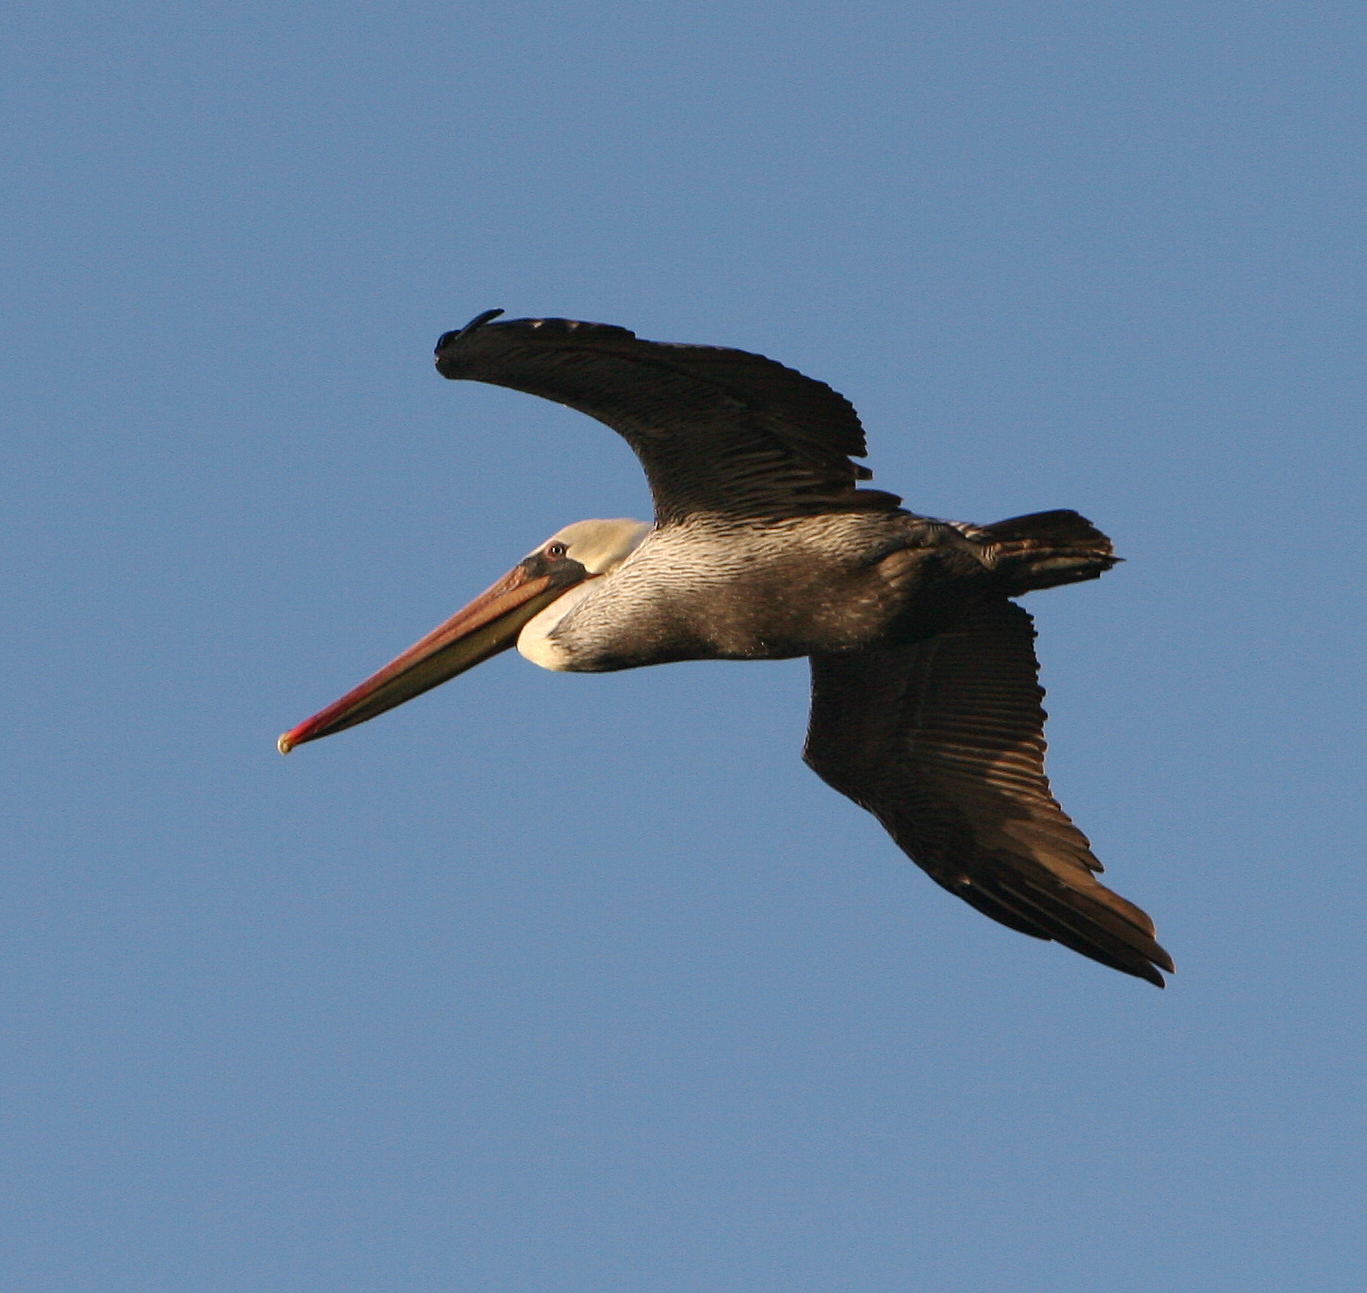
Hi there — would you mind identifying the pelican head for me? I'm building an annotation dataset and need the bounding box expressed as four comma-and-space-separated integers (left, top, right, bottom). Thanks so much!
277, 518, 650, 753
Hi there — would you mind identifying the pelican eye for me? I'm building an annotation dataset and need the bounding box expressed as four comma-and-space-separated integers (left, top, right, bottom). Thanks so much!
545, 542, 568, 559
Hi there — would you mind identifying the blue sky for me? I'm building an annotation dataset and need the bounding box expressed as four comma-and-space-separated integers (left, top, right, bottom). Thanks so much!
3, 3, 1364, 1289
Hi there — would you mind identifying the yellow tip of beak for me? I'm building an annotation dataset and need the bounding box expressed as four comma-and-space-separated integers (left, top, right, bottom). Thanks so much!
277, 734, 294, 755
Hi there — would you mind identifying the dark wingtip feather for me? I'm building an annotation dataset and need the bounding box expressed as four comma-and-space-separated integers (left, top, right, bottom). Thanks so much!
434, 308, 505, 355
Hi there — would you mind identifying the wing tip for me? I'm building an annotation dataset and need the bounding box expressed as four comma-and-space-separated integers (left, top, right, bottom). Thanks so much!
434, 312, 652, 377
434, 308, 505, 355
949, 865, 1175, 988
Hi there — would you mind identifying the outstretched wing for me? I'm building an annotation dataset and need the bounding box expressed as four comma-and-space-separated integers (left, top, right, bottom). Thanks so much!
434, 310, 901, 524
804, 598, 1172, 986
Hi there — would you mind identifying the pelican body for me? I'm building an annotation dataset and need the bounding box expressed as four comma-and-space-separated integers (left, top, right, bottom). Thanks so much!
280, 311, 1173, 987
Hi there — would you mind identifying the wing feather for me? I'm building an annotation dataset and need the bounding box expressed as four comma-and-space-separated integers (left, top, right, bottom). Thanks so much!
803, 599, 1172, 986
434, 312, 901, 523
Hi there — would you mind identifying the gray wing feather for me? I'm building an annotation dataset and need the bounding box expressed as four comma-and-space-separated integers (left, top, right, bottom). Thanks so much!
434, 312, 901, 524
804, 599, 1172, 986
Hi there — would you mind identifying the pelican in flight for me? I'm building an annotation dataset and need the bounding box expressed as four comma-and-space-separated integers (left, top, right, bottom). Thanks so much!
280, 310, 1173, 987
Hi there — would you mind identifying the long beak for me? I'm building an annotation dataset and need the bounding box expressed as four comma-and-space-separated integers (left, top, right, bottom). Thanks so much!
278, 561, 582, 753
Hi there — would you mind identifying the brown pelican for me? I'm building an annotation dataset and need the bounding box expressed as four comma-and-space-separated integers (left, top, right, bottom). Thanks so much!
279, 310, 1173, 987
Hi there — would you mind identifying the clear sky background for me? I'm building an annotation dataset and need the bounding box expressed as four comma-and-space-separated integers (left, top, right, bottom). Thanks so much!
4, 3, 1364, 1290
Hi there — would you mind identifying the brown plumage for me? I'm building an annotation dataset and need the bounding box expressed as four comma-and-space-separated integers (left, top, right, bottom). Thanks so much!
806, 597, 1171, 986
280, 311, 1173, 988
434, 311, 902, 522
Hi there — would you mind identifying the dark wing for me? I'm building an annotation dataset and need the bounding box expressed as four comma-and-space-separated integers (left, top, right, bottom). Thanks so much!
804, 598, 1172, 986
434, 310, 901, 524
